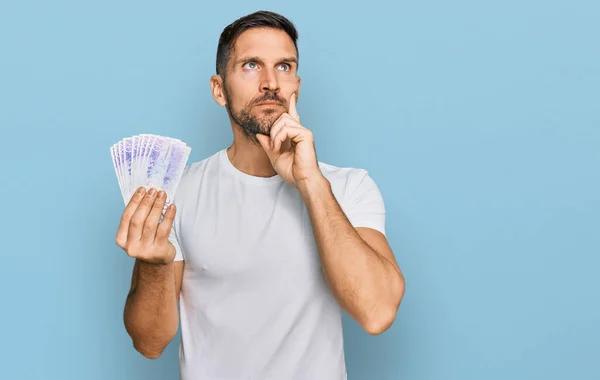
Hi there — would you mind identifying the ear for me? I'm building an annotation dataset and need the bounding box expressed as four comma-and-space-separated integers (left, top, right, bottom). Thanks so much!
210, 75, 227, 106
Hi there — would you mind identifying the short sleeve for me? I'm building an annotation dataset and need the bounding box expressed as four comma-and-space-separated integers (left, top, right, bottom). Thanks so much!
168, 220, 185, 262
344, 170, 386, 236
165, 164, 189, 262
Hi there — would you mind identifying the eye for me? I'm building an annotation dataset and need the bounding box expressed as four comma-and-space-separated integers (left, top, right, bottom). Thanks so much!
243, 62, 258, 70
278, 63, 291, 71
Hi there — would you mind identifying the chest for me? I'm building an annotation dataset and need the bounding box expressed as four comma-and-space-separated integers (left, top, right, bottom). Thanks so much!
178, 182, 322, 281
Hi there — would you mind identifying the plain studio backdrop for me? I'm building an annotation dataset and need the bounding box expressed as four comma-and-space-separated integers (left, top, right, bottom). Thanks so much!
0, 0, 598, 379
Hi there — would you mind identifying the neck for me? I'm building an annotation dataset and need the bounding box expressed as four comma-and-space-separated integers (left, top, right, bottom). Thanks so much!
227, 125, 277, 178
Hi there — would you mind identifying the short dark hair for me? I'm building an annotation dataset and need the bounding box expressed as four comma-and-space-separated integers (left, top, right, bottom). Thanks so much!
216, 11, 299, 79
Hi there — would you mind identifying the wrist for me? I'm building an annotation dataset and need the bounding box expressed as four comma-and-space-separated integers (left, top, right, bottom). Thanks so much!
138, 256, 174, 268
297, 173, 330, 200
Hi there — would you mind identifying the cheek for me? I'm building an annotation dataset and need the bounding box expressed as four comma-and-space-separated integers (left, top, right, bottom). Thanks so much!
226, 89, 251, 111
235, 69, 261, 84
277, 72, 297, 84
228, 74, 260, 102
245, 70, 260, 80
278, 74, 299, 94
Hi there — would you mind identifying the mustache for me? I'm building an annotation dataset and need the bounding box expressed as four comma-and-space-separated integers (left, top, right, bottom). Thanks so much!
251, 92, 286, 106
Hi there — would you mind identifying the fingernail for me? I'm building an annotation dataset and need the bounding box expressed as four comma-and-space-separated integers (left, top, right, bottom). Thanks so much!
148, 188, 156, 196
158, 191, 166, 199
137, 187, 145, 195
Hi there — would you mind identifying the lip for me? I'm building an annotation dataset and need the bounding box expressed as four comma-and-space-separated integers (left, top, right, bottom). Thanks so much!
255, 102, 282, 107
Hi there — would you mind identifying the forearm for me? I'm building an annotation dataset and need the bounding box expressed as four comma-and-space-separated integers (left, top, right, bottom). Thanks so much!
124, 259, 179, 358
299, 176, 402, 334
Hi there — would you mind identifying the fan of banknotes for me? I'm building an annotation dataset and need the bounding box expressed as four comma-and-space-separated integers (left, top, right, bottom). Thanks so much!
110, 134, 191, 209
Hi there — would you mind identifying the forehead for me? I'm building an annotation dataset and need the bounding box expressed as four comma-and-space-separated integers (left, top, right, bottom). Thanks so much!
231, 27, 297, 61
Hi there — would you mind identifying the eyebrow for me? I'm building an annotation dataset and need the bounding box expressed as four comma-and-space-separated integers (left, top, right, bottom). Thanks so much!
235, 56, 298, 66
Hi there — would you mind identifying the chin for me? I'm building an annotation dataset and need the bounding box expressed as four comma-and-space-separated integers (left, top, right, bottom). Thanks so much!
255, 112, 280, 125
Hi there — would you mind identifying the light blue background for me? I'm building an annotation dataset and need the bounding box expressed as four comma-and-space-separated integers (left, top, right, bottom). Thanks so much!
1, 0, 598, 379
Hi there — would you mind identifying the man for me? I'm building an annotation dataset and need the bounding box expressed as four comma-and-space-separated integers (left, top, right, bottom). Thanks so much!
117, 10, 405, 380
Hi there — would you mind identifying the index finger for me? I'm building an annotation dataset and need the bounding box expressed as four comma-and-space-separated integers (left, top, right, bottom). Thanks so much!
288, 92, 300, 121
116, 187, 146, 246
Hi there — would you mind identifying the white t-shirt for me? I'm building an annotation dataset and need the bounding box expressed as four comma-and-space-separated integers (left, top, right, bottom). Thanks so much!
168, 148, 386, 380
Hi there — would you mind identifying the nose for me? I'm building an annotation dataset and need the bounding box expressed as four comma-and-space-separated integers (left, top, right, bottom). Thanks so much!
260, 67, 280, 93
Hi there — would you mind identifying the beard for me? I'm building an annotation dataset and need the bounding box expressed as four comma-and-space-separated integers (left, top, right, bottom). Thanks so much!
224, 86, 287, 144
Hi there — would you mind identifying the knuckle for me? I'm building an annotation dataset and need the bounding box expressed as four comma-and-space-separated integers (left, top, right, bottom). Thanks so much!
126, 243, 142, 258
115, 236, 126, 248
159, 221, 173, 233
153, 198, 166, 209
121, 211, 133, 223
129, 217, 143, 228
143, 222, 156, 234
124, 246, 135, 257
142, 195, 155, 205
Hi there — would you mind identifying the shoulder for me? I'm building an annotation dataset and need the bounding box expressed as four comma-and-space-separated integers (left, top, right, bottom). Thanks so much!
318, 161, 365, 181
318, 161, 382, 205
171, 149, 222, 201
318, 161, 387, 234
318, 161, 375, 190
184, 148, 226, 179
184, 149, 222, 177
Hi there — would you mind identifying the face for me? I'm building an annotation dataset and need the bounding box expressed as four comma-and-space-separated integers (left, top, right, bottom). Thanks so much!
211, 27, 301, 141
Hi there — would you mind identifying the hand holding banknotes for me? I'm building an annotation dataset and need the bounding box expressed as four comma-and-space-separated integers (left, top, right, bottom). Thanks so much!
110, 134, 191, 264
115, 186, 177, 265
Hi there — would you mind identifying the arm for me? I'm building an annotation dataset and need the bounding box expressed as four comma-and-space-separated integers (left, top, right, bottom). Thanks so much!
254, 91, 404, 334
115, 187, 184, 358
124, 259, 184, 359
298, 175, 405, 335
